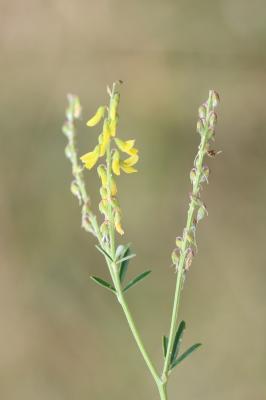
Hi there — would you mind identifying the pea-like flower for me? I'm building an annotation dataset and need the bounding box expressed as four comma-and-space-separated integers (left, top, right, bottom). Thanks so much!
79, 82, 139, 236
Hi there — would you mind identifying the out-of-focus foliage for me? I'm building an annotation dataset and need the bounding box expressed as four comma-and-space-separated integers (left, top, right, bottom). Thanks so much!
0, 1, 265, 399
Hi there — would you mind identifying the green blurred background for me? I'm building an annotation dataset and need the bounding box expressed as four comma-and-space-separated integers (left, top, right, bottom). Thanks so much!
1, 0, 266, 399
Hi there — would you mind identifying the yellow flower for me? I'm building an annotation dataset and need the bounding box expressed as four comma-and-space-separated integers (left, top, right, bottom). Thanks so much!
112, 150, 121, 176
110, 177, 117, 196
80, 145, 100, 169
109, 118, 117, 137
120, 154, 139, 173
98, 120, 111, 157
97, 165, 107, 187
114, 210, 124, 235
86, 106, 105, 127
120, 164, 138, 174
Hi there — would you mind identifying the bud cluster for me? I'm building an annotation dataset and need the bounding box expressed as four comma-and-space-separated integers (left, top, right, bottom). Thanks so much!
171, 90, 220, 274
62, 94, 99, 237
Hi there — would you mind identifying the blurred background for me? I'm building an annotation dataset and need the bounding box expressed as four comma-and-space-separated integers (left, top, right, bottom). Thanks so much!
1, 0, 266, 399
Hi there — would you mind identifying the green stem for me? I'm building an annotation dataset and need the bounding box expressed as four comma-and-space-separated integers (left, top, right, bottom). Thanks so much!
113, 266, 161, 387
162, 96, 212, 381
104, 83, 166, 399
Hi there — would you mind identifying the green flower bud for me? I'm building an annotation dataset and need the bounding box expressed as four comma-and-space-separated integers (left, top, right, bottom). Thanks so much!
210, 90, 220, 108
185, 248, 194, 271
209, 111, 217, 128
197, 118, 205, 135
197, 204, 208, 223
62, 121, 73, 140
110, 93, 120, 121
190, 168, 197, 184
70, 180, 81, 205
175, 236, 183, 249
171, 248, 180, 266
198, 105, 207, 119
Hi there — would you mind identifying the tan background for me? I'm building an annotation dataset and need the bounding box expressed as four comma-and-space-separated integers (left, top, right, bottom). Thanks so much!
1, 0, 266, 399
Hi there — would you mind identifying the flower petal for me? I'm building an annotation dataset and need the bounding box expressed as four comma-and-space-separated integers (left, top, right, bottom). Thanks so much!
109, 118, 117, 137
86, 106, 105, 127
97, 165, 108, 187
112, 150, 120, 175
114, 210, 124, 235
123, 154, 139, 167
115, 138, 135, 153
120, 164, 138, 174
80, 145, 100, 169
111, 177, 117, 196
99, 121, 111, 156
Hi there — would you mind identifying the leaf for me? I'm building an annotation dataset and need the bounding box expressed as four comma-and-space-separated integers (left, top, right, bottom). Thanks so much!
123, 270, 151, 292
90, 276, 116, 293
118, 246, 131, 283
95, 245, 113, 262
170, 320, 186, 363
162, 335, 168, 358
170, 343, 202, 369
118, 253, 136, 264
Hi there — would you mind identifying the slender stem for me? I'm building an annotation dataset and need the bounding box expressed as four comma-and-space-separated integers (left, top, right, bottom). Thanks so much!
112, 266, 161, 387
162, 96, 212, 380
104, 83, 166, 399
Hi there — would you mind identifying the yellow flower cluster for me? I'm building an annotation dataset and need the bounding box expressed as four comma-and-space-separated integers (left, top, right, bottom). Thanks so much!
80, 88, 139, 236
80, 95, 138, 174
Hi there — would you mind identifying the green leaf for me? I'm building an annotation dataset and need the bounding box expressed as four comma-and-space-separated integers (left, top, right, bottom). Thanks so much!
123, 270, 151, 292
90, 276, 116, 293
118, 247, 131, 283
95, 245, 113, 262
170, 343, 202, 369
170, 320, 186, 363
118, 253, 136, 264
162, 335, 168, 358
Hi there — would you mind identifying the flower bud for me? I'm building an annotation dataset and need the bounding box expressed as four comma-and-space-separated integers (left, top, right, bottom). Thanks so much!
171, 248, 180, 265
210, 90, 220, 108
198, 105, 207, 119
100, 186, 107, 199
99, 199, 108, 216
97, 165, 108, 187
64, 144, 72, 160
62, 121, 73, 140
114, 210, 124, 235
185, 248, 194, 271
197, 118, 205, 134
110, 93, 120, 121
197, 205, 208, 222
73, 96, 82, 119
82, 212, 93, 233
100, 221, 109, 237
70, 180, 81, 204
86, 106, 105, 127
200, 165, 210, 183
175, 236, 183, 249
208, 111, 217, 128
110, 177, 117, 196
190, 168, 197, 184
